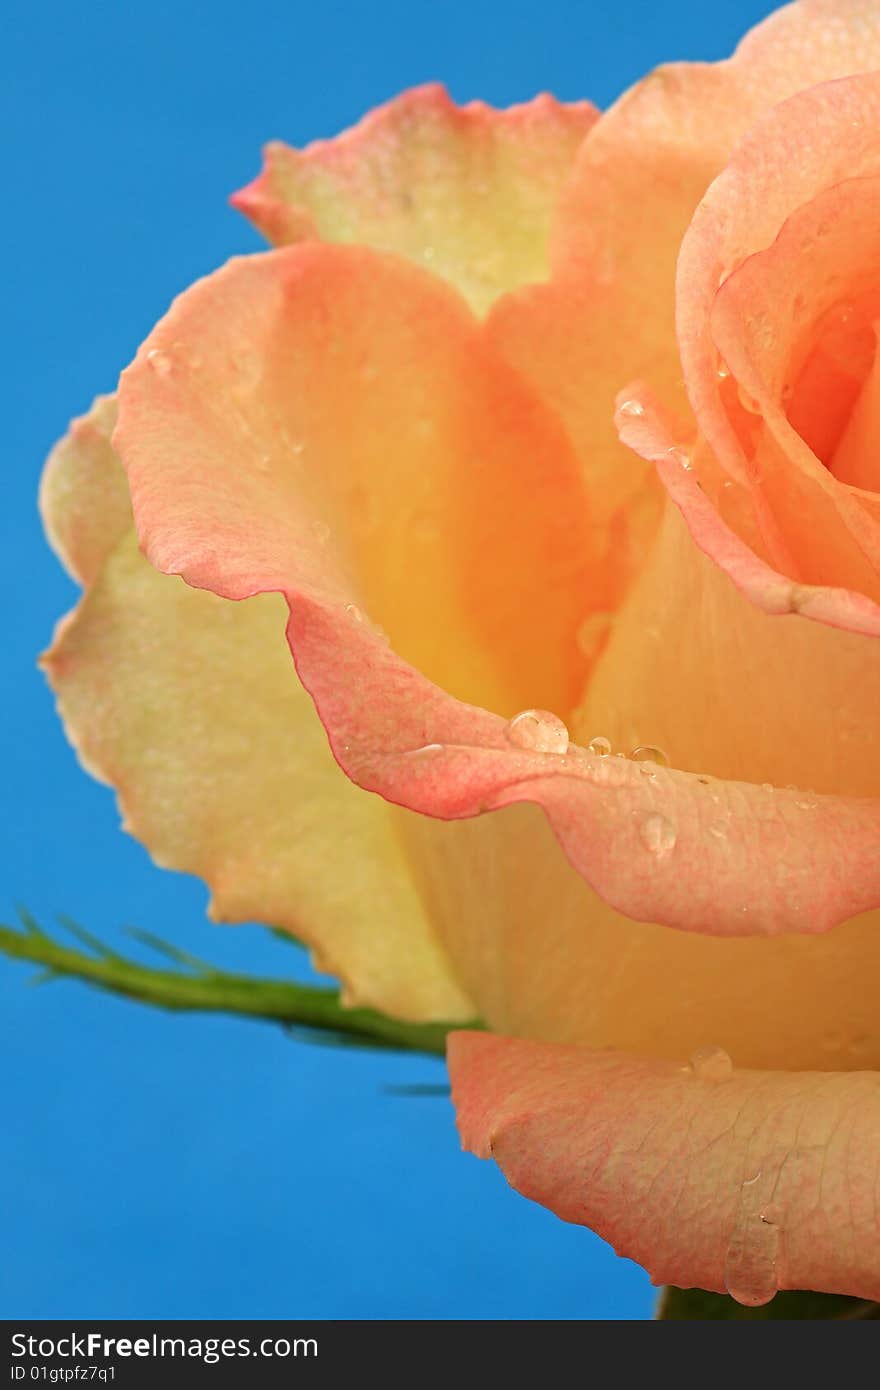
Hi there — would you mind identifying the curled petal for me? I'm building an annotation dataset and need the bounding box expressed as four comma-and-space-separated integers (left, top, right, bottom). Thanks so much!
615, 385, 880, 639
41, 411, 474, 1021
676, 75, 880, 598
449, 1031, 880, 1303
486, 2, 880, 601
115, 247, 880, 943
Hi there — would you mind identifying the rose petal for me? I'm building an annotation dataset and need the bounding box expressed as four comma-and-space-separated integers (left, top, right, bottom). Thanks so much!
115, 245, 880, 947
231, 84, 597, 315
39, 395, 131, 585
399, 805, 880, 1070
449, 1031, 880, 1303
117, 244, 595, 719
676, 77, 880, 600
487, 2, 880, 531
41, 414, 474, 1021
616, 383, 880, 639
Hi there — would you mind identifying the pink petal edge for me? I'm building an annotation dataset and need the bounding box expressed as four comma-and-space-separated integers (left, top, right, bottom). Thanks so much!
114, 247, 880, 946
449, 1030, 880, 1304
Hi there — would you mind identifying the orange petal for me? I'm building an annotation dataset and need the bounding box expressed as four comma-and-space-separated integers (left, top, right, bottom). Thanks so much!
231, 84, 597, 315
487, 2, 880, 531
40, 413, 474, 1022
117, 244, 594, 721
449, 1031, 880, 1303
397, 805, 880, 1071
617, 384, 880, 639
114, 245, 880, 947
676, 76, 880, 600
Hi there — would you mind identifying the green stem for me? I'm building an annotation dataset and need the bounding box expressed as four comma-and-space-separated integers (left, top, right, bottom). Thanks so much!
0, 915, 480, 1055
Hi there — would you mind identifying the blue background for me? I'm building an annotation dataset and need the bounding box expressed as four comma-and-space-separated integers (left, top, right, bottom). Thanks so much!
3, 0, 778, 1320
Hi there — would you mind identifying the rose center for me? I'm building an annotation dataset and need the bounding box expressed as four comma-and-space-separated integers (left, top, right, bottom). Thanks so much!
785, 298, 880, 490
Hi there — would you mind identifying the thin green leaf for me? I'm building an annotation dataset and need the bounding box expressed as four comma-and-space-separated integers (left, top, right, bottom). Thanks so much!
58, 914, 124, 961
124, 926, 217, 975
0, 910, 482, 1055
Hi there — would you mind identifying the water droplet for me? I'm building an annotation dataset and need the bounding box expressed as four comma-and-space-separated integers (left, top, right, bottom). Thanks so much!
344, 603, 366, 624
229, 351, 262, 396
587, 735, 612, 757
737, 382, 761, 414
311, 520, 331, 546
724, 1175, 780, 1308
423, 245, 436, 262
629, 744, 669, 768
406, 743, 444, 759
795, 794, 817, 810
688, 1045, 733, 1082
716, 359, 730, 380
708, 820, 729, 839
638, 813, 677, 858
696, 775, 711, 785
665, 446, 693, 471
290, 440, 305, 456
505, 709, 569, 755
576, 612, 612, 663
617, 399, 645, 418
146, 348, 172, 377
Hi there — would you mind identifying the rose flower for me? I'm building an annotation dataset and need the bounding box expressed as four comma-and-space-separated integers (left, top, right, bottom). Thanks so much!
41, 0, 880, 1305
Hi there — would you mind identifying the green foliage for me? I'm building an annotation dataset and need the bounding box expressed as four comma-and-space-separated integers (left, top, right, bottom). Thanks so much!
0, 909, 481, 1055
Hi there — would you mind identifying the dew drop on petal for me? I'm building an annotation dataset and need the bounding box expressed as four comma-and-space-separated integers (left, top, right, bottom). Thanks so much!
406, 743, 444, 759
617, 399, 645, 418
576, 612, 612, 663
638, 813, 677, 857
708, 820, 729, 839
587, 735, 612, 757
344, 603, 366, 624
688, 1045, 733, 1082
629, 744, 669, 768
665, 446, 693, 471
724, 1174, 780, 1308
146, 348, 173, 377
736, 382, 761, 414
505, 709, 569, 755
717, 359, 730, 380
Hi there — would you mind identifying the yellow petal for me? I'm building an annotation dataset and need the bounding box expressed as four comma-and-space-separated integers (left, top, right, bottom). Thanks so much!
232, 84, 597, 315
41, 415, 474, 1022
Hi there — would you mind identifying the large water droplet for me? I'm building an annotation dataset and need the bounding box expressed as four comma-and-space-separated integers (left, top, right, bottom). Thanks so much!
724, 1174, 780, 1308
146, 348, 173, 377
505, 709, 569, 755
587, 735, 612, 757
638, 813, 677, 857
688, 1045, 733, 1082
629, 744, 669, 768
617, 399, 645, 418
